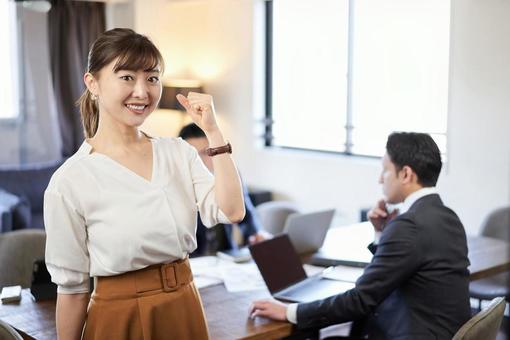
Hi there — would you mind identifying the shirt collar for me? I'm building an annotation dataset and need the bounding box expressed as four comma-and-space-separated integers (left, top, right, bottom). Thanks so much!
399, 187, 438, 214
78, 140, 93, 155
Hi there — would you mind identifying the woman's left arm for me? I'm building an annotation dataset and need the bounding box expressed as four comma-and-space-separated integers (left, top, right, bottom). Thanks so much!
177, 92, 245, 222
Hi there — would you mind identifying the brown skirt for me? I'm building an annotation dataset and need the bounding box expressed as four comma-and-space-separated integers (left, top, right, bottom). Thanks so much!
83, 258, 209, 340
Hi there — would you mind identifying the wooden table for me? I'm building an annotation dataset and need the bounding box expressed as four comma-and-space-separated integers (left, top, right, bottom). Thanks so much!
0, 290, 55, 340
202, 285, 293, 340
0, 285, 294, 340
465, 235, 510, 281
2, 223, 509, 339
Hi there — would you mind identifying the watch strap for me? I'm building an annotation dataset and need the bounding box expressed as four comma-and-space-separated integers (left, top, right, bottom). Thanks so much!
205, 142, 232, 156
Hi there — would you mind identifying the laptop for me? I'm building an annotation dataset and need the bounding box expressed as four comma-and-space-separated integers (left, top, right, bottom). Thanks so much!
309, 222, 374, 267
310, 249, 372, 268
282, 209, 335, 254
249, 234, 355, 303
217, 209, 334, 262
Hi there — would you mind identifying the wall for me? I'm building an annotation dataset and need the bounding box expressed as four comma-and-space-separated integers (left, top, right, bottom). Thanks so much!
132, 0, 509, 234
441, 0, 510, 234
2, 0, 506, 234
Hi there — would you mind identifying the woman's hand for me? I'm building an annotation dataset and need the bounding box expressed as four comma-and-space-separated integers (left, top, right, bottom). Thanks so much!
176, 92, 219, 134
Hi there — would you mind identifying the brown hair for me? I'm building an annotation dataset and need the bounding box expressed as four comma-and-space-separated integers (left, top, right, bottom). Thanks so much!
77, 28, 164, 138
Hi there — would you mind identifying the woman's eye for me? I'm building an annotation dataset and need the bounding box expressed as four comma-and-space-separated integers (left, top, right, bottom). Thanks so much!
120, 75, 134, 81
148, 76, 160, 83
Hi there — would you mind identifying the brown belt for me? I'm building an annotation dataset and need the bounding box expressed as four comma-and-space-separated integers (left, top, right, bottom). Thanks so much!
94, 258, 193, 298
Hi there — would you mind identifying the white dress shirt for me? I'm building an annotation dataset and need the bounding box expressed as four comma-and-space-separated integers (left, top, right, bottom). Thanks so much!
373, 187, 439, 244
286, 187, 439, 324
44, 137, 230, 294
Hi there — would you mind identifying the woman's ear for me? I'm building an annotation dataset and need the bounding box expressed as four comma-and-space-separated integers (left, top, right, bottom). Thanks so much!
84, 73, 98, 95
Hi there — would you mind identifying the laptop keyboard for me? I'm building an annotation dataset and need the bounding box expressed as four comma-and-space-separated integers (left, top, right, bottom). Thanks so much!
285, 281, 320, 297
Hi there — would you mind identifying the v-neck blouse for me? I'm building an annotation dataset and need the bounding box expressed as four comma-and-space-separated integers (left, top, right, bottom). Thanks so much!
44, 137, 230, 294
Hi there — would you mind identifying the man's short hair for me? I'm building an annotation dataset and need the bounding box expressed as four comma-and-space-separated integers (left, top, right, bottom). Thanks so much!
386, 132, 442, 187
178, 123, 206, 140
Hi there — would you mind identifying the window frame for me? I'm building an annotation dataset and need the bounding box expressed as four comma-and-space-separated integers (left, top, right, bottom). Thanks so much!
264, 0, 449, 159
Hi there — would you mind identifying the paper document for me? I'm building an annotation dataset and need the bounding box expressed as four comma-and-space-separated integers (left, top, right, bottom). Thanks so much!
189, 256, 266, 292
303, 264, 327, 277
219, 261, 266, 292
189, 256, 224, 289
321, 265, 365, 283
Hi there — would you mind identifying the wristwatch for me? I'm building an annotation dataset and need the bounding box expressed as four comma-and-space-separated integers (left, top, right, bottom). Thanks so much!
205, 142, 232, 157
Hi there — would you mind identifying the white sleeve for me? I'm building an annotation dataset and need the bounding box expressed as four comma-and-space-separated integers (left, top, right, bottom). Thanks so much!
47, 263, 90, 294
44, 190, 90, 294
182, 139, 231, 227
286, 303, 298, 324
374, 231, 382, 245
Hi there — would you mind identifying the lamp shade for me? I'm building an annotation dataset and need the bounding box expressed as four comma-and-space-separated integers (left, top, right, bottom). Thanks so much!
159, 80, 203, 110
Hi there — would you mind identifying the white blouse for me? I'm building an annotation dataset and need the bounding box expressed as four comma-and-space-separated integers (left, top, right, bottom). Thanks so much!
44, 137, 230, 294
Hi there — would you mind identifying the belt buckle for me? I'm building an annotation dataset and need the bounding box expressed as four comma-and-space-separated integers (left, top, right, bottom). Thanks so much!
160, 264, 178, 292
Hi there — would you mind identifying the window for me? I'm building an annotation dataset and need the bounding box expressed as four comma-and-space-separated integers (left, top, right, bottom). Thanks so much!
266, 0, 450, 157
0, 0, 19, 120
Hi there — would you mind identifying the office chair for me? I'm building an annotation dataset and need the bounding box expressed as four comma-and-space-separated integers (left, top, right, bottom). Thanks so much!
0, 229, 46, 289
0, 319, 23, 340
255, 201, 300, 235
469, 206, 510, 310
452, 296, 506, 340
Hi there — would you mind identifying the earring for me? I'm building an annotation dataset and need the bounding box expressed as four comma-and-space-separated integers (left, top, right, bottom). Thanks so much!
91, 94, 98, 101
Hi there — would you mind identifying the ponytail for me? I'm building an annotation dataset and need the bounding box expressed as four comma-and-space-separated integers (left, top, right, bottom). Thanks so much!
77, 89, 99, 138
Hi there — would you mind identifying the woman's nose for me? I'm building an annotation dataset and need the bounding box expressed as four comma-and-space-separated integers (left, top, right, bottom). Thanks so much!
132, 79, 149, 98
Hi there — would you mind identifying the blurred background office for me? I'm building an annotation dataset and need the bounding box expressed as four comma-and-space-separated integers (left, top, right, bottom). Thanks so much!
1, 0, 508, 236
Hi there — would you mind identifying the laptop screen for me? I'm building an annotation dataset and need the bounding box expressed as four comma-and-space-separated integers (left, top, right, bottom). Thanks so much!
283, 209, 335, 254
249, 234, 307, 294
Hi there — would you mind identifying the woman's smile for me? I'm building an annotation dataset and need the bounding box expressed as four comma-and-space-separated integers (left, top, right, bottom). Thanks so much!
125, 103, 149, 114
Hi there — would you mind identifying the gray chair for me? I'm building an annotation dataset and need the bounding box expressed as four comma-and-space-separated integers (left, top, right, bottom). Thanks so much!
0, 319, 23, 340
469, 206, 510, 309
255, 201, 300, 235
0, 159, 63, 230
0, 229, 46, 289
452, 296, 506, 340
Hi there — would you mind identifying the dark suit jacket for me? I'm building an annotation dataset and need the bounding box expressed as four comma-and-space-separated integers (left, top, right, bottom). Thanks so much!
191, 184, 261, 256
297, 194, 471, 340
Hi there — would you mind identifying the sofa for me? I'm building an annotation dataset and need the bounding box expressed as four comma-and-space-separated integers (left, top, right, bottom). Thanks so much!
0, 160, 63, 232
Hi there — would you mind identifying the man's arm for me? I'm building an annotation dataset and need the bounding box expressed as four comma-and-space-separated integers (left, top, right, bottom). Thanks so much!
296, 217, 422, 329
238, 185, 263, 240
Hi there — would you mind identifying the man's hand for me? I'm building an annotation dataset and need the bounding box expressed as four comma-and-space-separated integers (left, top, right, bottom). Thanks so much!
367, 199, 398, 232
249, 299, 288, 321
248, 230, 272, 245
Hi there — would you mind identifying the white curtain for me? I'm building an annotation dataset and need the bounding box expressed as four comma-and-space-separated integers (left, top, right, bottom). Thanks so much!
0, 6, 62, 165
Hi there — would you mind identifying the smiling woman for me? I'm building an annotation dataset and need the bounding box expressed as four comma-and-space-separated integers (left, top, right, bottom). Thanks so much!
44, 28, 245, 340
77, 28, 164, 139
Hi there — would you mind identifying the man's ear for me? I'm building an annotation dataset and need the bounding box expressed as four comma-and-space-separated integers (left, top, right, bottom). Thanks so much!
400, 165, 416, 184
84, 73, 98, 95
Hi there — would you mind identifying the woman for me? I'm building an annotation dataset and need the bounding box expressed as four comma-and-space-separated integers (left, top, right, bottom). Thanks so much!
44, 28, 245, 340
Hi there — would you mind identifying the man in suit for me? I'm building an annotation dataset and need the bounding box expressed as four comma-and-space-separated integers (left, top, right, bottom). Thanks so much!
179, 123, 268, 256
250, 132, 471, 340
